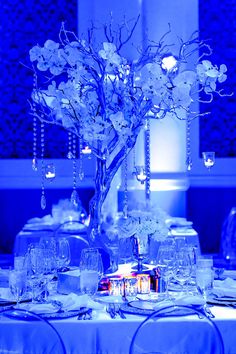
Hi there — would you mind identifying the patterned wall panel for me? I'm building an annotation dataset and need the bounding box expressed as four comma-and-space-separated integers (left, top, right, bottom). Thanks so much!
199, 0, 236, 157
0, 0, 77, 158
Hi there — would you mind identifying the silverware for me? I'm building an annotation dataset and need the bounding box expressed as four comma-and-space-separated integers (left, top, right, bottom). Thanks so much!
203, 305, 215, 318
106, 303, 126, 319
77, 309, 93, 320
114, 304, 126, 319
106, 304, 116, 319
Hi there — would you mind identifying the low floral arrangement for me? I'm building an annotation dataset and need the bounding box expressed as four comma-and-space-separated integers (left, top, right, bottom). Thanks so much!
117, 208, 169, 241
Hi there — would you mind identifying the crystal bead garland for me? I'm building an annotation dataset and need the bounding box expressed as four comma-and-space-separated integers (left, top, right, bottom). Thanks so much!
78, 137, 85, 181
32, 112, 38, 172
70, 133, 80, 207
32, 73, 38, 172
123, 154, 128, 218
186, 116, 193, 171
144, 118, 151, 205
40, 122, 46, 210
67, 131, 73, 159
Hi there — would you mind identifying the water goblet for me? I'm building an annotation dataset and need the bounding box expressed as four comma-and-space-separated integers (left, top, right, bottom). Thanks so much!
55, 237, 71, 271
25, 244, 47, 303
196, 267, 213, 301
9, 269, 27, 307
80, 248, 103, 296
173, 251, 192, 295
156, 244, 176, 299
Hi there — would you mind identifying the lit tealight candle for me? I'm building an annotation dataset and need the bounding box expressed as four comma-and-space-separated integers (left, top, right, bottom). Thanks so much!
81, 145, 92, 155
109, 277, 124, 296
123, 276, 138, 296
137, 274, 150, 294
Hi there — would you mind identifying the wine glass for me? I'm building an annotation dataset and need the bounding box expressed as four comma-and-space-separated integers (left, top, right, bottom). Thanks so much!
79, 248, 103, 296
156, 244, 176, 299
173, 251, 192, 295
25, 244, 47, 303
55, 237, 71, 271
9, 269, 27, 307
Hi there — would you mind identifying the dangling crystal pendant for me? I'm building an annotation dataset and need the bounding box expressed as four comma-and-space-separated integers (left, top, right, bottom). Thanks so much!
67, 151, 74, 159
32, 158, 38, 171
71, 189, 79, 207
79, 171, 84, 180
186, 157, 193, 171
41, 194, 46, 210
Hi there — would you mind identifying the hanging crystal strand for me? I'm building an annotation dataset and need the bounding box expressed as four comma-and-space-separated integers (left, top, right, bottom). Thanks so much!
78, 137, 84, 181
186, 116, 193, 171
70, 133, 80, 207
67, 131, 73, 159
32, 73, 38, 172
40, 122, 46, 210
132, 145, 136, 174
32, 112, 38, 171
123, 152, 128, 218
145, 118, 151, 208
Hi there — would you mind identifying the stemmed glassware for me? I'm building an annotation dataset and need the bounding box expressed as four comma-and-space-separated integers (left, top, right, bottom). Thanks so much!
156, 243, 176, 299
173, 251, 192, 294
25, 244, 48, 303
9, 269, 27, 307
196, 258, 214, 301
79, 248, 103, 296
55, 237, 71, 271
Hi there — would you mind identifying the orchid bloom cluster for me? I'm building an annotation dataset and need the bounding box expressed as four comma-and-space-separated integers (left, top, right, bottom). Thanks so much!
29, 22, 227, 159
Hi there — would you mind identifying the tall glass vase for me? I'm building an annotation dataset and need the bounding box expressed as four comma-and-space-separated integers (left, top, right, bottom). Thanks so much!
132, 234, 150, 272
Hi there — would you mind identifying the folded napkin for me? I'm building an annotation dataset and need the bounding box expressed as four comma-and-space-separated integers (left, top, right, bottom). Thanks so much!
0, 288, 13, 302
25, 293, 103, 314
154, 294, 204, 310
212, 277, 236, 298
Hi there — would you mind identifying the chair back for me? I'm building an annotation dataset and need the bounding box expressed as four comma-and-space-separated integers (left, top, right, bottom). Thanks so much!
0, 308, 66, 354
129, 305, 224, 354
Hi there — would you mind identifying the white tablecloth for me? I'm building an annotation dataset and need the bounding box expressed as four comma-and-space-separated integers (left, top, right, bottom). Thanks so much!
0, 305, 235, 354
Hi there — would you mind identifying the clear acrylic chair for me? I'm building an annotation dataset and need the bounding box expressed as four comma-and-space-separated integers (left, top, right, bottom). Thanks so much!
129, 305, 224, 354
0, 308, 66, 354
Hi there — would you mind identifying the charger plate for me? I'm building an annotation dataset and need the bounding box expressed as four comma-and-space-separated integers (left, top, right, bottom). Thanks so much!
120, 300, 204, 316
94, 295, 124, 304
2, 307, 89, 320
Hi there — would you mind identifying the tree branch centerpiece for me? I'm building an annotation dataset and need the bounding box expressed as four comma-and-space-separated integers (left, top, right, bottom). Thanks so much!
29, 18, 228, 241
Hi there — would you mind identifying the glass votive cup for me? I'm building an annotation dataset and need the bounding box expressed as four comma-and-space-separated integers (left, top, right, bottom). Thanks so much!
137, 274, 150, 294
123, 276, 138, 296
108, 277, 124, 296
